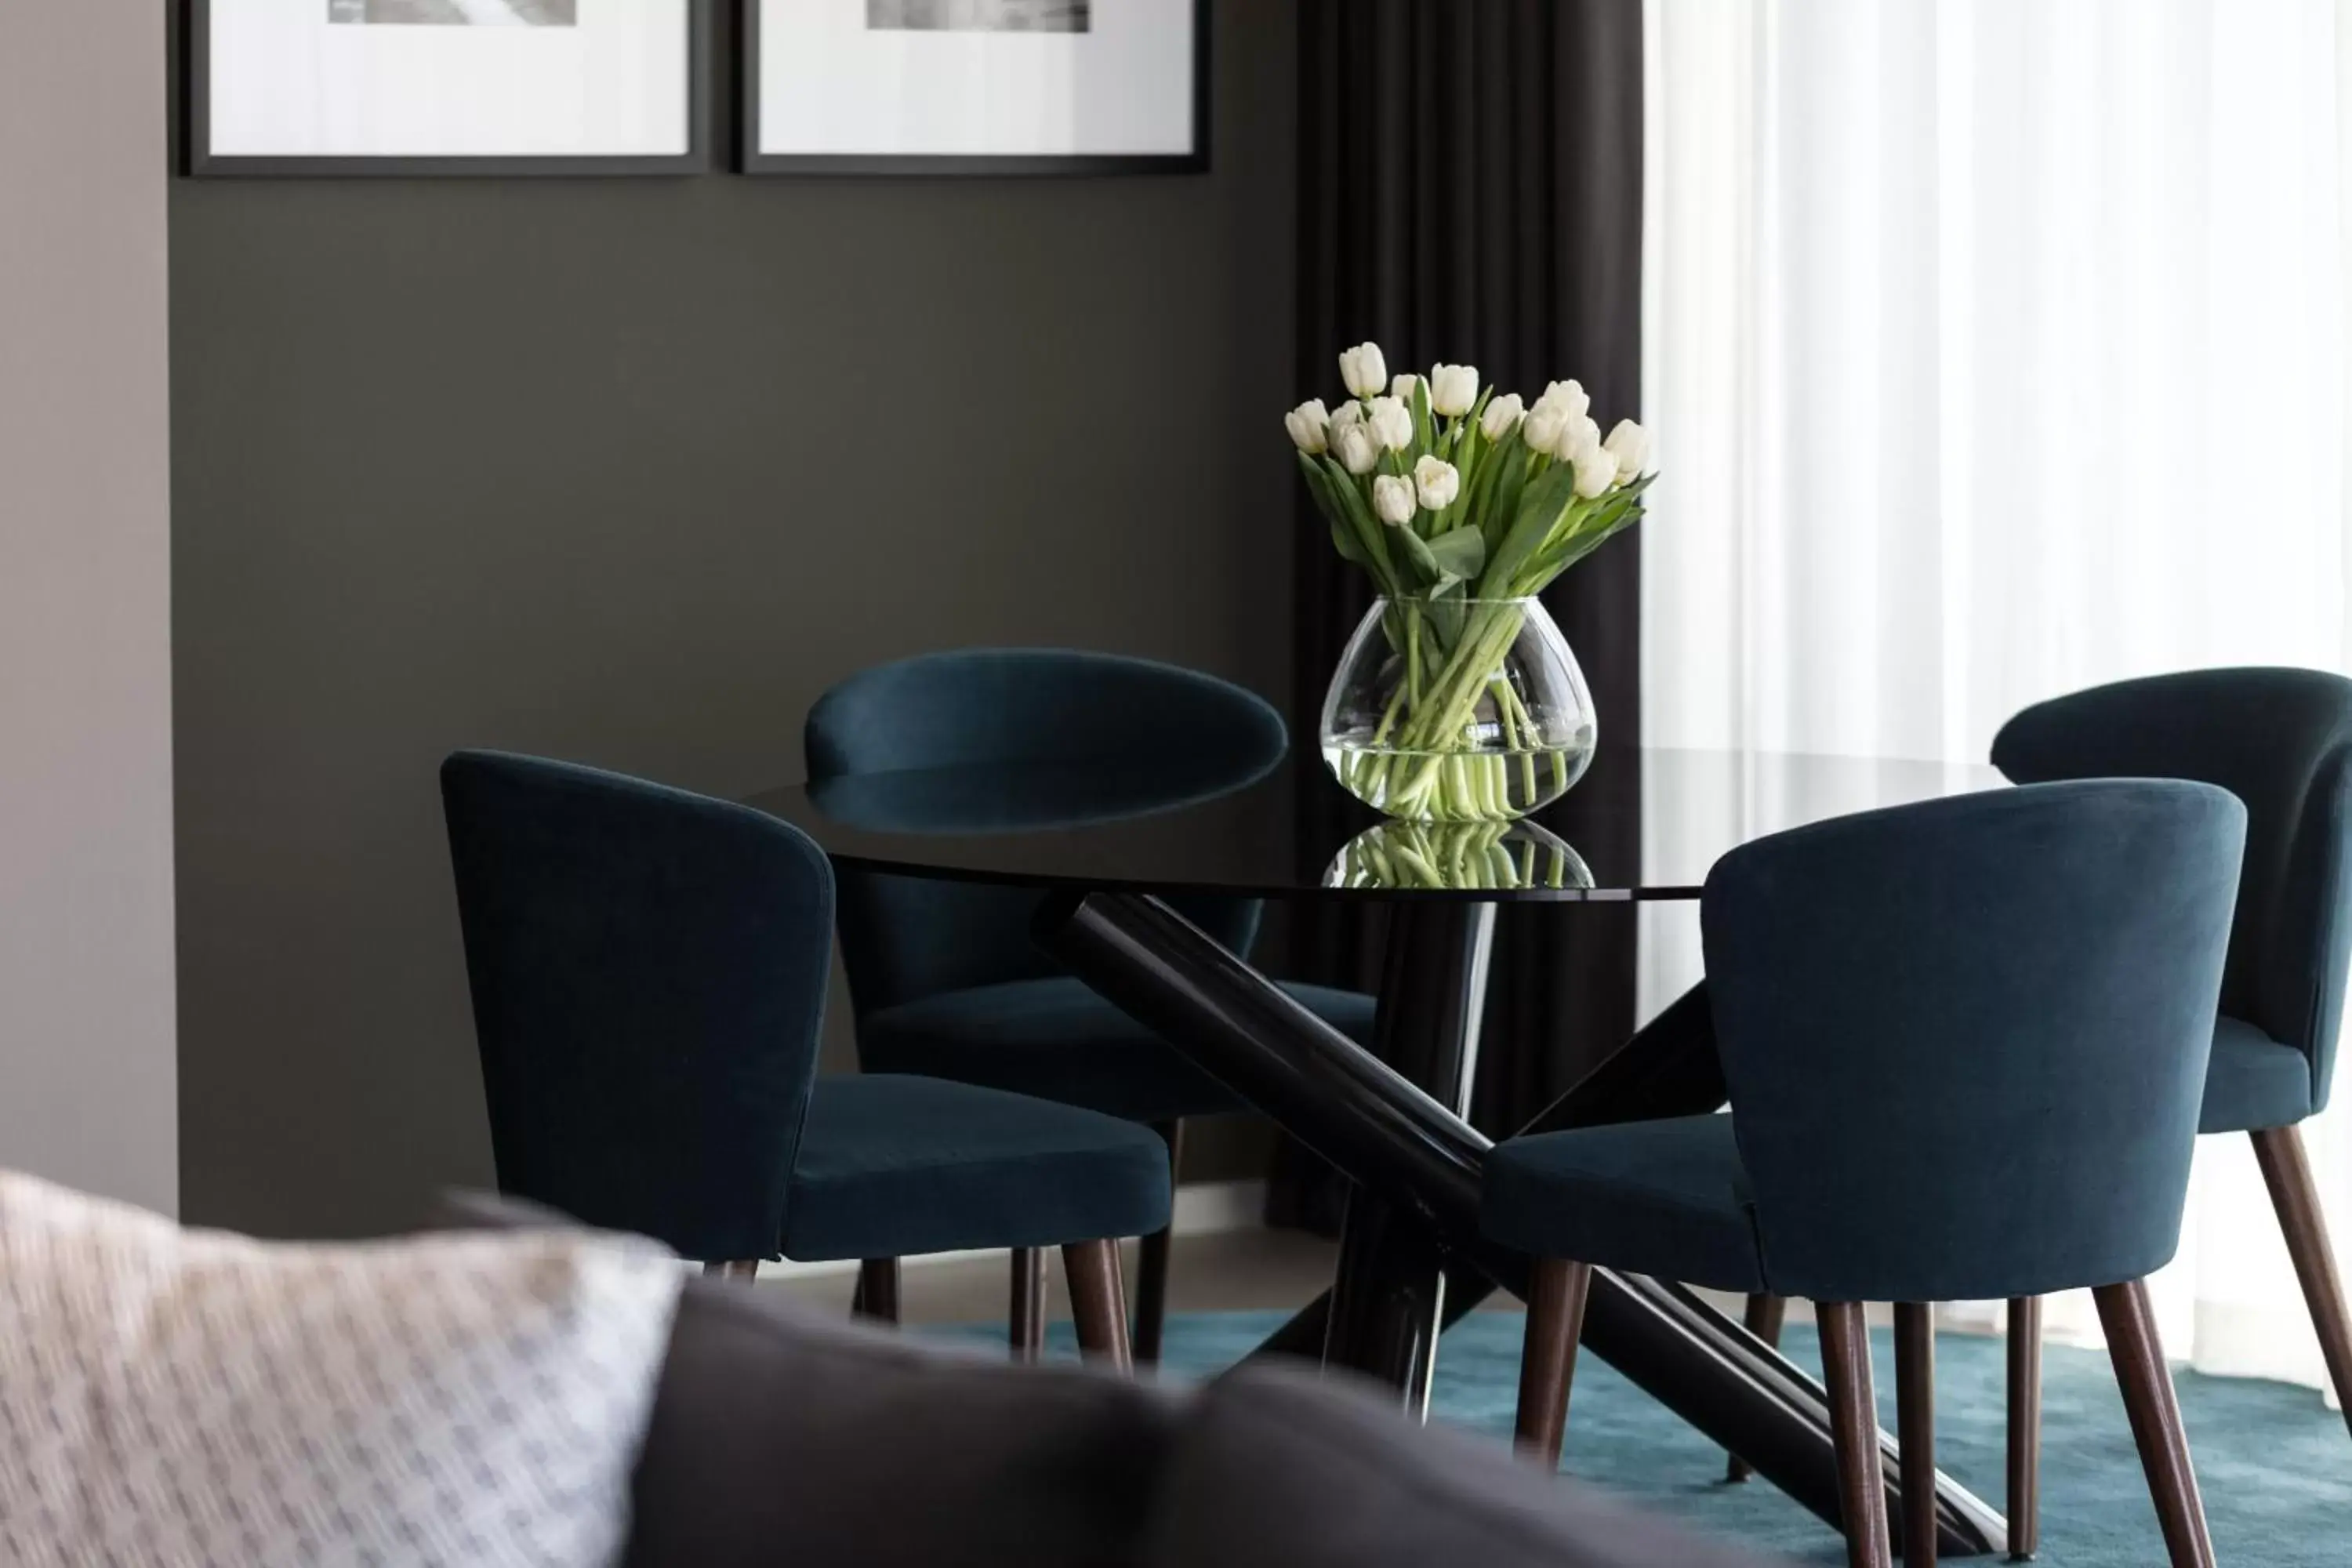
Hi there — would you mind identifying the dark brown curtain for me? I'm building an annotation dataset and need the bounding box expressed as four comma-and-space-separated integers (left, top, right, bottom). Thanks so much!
1272, 0, 1646, 1230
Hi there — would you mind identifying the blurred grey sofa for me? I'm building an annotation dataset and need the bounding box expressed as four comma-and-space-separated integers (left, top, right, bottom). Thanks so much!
440, 1192, 1784, 1567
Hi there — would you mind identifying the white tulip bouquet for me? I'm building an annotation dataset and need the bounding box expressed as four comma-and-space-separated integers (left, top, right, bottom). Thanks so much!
1289, 342, 1654, 820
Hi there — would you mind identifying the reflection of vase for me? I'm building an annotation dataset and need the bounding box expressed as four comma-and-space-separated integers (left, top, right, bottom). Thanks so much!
1318, 597, 1596, 822
1324, 819, 1595, 894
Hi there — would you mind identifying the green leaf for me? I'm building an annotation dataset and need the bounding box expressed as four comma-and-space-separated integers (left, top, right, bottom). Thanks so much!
1556, 490, 1643, 554
1317, 472, 1374, 571
1296, 449, 1342, 517
1443, 422, 1484, 534
1480, 437, 1529, 553
1517, 461, 1579, 526
1427, 590, 1467, 650
1519, 501, 1604, 582
1482, 462, 1577, 597
1394, 526, 1445, 589
1317, 452, 1370, 504
1296, 455, 1366, 567
1410, 378, 1435, 456
1319, 455, 1399, 593
1425, 526, 1487, 583
1552, 510, 1641, 573
1520, 496, 1648, 590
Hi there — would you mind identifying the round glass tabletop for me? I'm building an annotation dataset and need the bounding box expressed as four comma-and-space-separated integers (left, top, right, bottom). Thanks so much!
743, 746, 2004, 902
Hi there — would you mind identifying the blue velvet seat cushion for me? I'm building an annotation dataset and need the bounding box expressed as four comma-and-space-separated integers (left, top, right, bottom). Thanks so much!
2202, 1013, 2316, 1134
782, 1075, 1174, 1261
860, 977, 1379, 1123
1479, 1115, 1766, 1294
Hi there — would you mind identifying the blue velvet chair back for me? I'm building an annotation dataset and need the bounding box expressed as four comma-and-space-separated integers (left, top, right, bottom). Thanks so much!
1991, 667, 2352, 1116
441, 751, 833, 1263
804, 649, 1287, 1013
1703, 780, 2245, 1302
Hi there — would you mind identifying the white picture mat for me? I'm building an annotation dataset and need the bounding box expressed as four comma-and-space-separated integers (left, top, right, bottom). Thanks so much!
757, 0, 1196, 158
207, 0, 693, 158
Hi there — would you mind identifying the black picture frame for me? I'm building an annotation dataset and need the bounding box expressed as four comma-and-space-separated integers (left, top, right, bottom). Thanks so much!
186, 0, 715, 178
740, 0, 1209, 176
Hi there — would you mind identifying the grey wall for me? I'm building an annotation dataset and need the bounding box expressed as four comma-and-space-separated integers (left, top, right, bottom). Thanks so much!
172, 1, 1296, 1236
0, 5, 179, 1212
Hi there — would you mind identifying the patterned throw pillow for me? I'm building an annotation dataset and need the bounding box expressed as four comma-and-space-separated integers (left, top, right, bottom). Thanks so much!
0, 1171, 681, 1567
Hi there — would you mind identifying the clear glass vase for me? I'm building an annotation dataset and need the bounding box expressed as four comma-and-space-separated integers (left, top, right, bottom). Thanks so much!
1319, 596, 1596, 822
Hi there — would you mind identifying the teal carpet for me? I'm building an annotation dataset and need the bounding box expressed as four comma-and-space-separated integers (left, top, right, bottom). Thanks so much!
942, 1311, 2350, 1563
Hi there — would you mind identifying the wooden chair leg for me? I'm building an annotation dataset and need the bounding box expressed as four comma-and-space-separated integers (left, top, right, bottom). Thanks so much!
1726, 1291, 1788, 1482
2252, 1123, 2352, 1438
1818, 1301, 1893, 1568
2007, 1296, 2042, 1560
2093, 1279, 2216, 1568
854, 1258, 902, 1326
1514, 1258, 1593, 1468
1064, 1239, 1135, 1374
1894, 1303, 1937, 1568
1009, 1246, 1048, 1362
1132, 1118, 1185, 1367
702, 1259, 760, 1281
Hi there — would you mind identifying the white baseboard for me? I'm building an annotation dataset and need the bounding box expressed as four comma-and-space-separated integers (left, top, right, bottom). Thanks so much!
750, 1178, 1267, 1283
1170, 1176, 1265, 1235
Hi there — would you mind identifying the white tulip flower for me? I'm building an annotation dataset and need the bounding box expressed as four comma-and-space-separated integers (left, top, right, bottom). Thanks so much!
1366, 395, 1414, 452
1562, 414, 1602, 461
1340, 343, 1389, 401
1567, 437, 1619, 499
1535, 379, 1592, 423
1334, 421, 1382, 476
1284, 399, 1330, 456
1329, 400, 1363, 431
1390, 372, 1421, 405
1521, 405, 1570, 459
1414, 455, 1462, 512
1429, 364, 1480, 419
1480, 393, 1526, 442
1602, 418, 1651, 480
1373, 474, 1418, 527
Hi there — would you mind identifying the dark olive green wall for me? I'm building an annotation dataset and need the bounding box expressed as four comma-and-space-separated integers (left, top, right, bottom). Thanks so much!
171, 1, 1295, 1236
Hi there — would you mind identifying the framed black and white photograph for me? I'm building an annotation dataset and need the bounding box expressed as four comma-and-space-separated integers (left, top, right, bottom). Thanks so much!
744, 0, 1207, 175
188, 0, 710, 176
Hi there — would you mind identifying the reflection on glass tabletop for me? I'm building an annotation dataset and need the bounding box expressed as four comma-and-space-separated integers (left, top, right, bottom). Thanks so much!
742, 746, 2003, 902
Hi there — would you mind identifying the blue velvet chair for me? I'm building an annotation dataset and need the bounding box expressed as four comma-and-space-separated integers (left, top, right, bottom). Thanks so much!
806, 648, 1379, 1362
1483, 782, 2246, 1568
440, 750, 1174, 1370
1988, 666, 2352, 1545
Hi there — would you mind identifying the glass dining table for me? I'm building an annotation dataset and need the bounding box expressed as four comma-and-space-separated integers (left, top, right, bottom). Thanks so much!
746, 742, 2012, 1557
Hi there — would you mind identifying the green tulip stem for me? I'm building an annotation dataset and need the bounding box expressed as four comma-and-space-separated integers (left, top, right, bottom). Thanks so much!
1375, 600, 1526, 818
1369, 681, 1410, 752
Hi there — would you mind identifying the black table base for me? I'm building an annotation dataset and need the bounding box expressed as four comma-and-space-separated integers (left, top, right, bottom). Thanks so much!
1322, 901, 1494, 1406
1036, 889, 2008, 1560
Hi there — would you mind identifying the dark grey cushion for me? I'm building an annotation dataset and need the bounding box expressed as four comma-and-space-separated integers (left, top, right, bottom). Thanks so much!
1145, 1363, 1785, 1568
625, 1275, 1177, 1568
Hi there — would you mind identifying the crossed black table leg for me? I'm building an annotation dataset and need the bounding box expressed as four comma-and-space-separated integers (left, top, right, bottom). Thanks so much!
1036, 890, 2009, 1560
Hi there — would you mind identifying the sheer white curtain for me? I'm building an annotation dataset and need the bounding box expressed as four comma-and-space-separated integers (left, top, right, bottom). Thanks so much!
1640, 0, 2352, 1394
